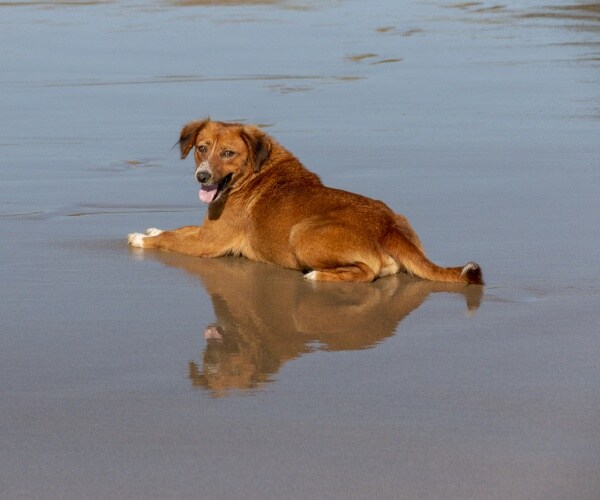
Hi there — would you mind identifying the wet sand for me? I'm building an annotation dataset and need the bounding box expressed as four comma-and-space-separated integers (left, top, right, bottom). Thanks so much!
1, 1, 599, 498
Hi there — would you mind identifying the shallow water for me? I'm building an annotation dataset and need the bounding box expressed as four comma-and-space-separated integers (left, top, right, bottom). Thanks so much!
1, 1, 599, 499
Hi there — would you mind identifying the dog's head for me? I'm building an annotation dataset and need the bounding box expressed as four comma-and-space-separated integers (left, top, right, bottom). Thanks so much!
179, 119, 272, 204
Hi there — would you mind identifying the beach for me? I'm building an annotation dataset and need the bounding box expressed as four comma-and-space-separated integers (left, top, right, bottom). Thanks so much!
1, 1, 599, 498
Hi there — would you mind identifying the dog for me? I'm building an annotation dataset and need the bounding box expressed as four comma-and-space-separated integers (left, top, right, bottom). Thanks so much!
128, 119, 483, 285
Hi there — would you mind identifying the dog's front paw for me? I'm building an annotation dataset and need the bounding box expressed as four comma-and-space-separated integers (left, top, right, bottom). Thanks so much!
128, 228, 164, 248
128, 232, 147, 248
145, 228, 164, 237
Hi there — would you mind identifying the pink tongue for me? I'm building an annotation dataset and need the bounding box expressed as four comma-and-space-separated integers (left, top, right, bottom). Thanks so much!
204, 325, 223, 341
199, 184, 218, 203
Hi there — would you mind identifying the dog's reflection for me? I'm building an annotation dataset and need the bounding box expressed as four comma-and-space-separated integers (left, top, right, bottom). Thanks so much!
144, 252, 482, 396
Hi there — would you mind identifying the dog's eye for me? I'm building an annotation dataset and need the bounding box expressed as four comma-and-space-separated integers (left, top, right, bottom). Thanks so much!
221, 150, 235, 158
196, 145, 208, 154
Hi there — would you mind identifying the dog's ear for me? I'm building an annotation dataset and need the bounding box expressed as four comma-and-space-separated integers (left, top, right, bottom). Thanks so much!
241, 126, 272, 172
179, 119, 209, 159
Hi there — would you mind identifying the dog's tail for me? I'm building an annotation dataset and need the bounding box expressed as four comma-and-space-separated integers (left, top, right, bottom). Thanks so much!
381, 230, 484, 285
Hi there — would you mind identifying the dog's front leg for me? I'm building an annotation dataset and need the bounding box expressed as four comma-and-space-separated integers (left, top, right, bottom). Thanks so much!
128, 226, 226, 257
128, 227, 166, 247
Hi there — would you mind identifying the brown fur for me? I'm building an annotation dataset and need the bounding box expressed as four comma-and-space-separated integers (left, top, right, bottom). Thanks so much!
128, 119, 483, 285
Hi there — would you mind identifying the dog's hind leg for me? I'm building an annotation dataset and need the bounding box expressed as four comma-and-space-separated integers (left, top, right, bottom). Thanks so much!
290, 221, 381, 283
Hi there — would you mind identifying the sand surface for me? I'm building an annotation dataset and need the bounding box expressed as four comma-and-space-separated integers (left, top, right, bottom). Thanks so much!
1, 1, 599, 498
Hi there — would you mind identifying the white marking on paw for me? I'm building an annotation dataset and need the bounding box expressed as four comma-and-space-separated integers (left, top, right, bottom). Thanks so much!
303, 271, 319, 281
128, 232, 147, 248
145, 228, 163, 236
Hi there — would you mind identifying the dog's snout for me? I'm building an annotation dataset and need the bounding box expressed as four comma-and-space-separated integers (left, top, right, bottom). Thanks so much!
196, 170, 211, 184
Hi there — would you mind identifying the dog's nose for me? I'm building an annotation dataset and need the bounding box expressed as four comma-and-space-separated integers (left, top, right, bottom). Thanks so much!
196, 170, 211, 184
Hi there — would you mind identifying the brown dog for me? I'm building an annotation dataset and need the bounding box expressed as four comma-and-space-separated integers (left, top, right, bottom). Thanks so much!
128, 119, 483, 284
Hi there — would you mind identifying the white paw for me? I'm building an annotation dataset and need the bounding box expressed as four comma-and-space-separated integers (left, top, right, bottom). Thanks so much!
303, 270, 319, 281
128, 232, 147, 248
145, 228, 164, 236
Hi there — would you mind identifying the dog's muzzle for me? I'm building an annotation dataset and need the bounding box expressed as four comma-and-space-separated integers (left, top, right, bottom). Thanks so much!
196, 169, 211, 184
195, 161, 213, 184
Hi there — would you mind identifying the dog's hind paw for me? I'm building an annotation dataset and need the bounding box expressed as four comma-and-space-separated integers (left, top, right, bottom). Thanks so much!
303, 270, 319, 281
